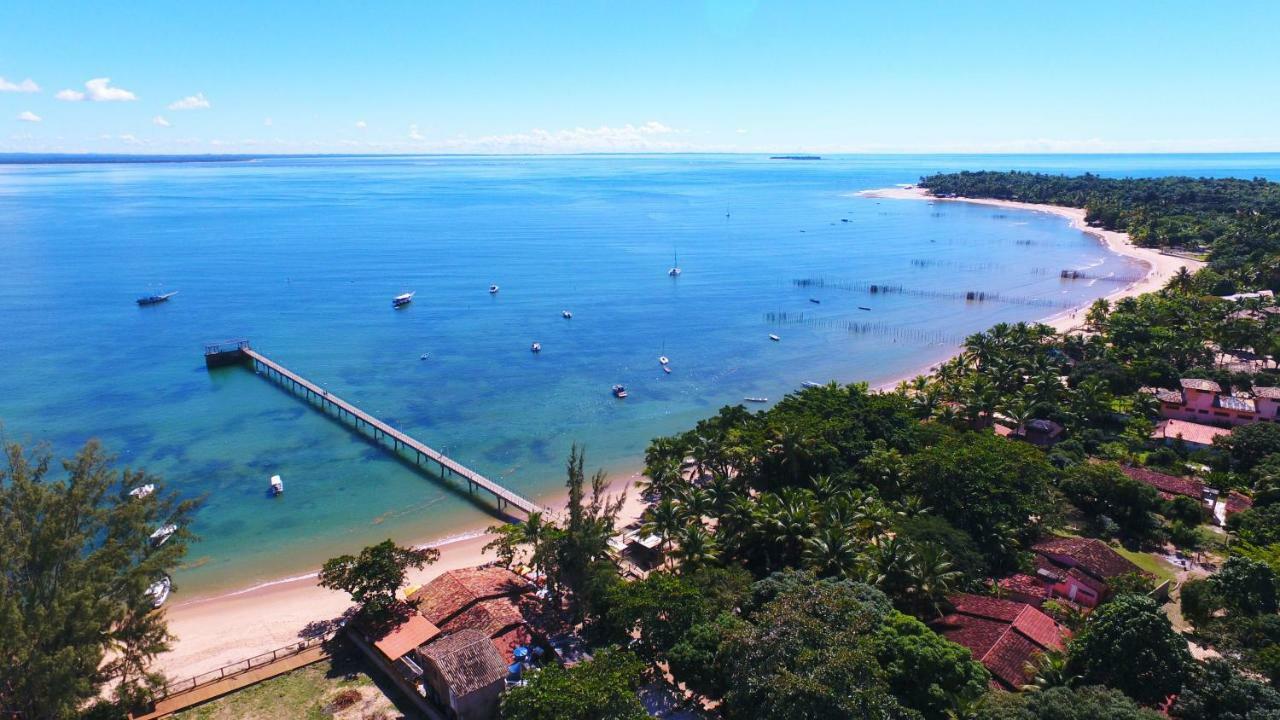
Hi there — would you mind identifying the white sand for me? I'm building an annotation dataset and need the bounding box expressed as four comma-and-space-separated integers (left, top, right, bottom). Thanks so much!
861, 185, 1206, 388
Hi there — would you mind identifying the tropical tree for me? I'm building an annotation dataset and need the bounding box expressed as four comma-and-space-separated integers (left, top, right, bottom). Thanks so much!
1068, 594, 1193, 705
500, 648, 648, 720
319, 539, 438, 632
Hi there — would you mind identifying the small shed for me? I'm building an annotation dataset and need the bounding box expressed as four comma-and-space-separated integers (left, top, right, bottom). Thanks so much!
419, 629, 507, 720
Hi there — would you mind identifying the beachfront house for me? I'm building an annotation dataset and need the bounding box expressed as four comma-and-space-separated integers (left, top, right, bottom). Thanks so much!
419, 629, 508, 720
932, 593, 1069, 690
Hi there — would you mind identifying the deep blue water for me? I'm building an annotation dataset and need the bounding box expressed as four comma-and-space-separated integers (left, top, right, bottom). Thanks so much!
2, 153, 1278, 594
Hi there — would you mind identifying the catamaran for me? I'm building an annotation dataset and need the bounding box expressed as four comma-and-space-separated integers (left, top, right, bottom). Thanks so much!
136, 291, 177, 306
392, 291, 415, 308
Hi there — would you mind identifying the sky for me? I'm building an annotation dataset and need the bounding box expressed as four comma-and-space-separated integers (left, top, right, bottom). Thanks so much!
2, 1, 1279, 155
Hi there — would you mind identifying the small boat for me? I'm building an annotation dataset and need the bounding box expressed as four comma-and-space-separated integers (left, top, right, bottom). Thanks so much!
809, 298, 821, 304
801, 381, 822, 389
858, 306, 872, 311
150, 524, 177, 547
668, 248, 681, 277
659, 356, 670, 366
420, 353, 430, 360
270, 475, 284, 496
611, 384, 628, 398
562, 310, 573, 319
146, 576, 172, 608
392, 291, 415, 308
663, 365, 672, 374
531, 342, 541, 353
769, 334, 781, 342
744, 397, 768, 403
129, 484, 155, 499
136, 291, 177, 306
489, 285, 500, 294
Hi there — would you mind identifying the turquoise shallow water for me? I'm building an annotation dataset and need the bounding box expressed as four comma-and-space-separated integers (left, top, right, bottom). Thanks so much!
2, 153, 1278, 595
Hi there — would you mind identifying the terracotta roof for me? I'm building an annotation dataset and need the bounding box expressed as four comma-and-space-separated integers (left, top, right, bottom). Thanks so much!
934, 594, 1067, 690
1225, 491, 1253, 516
440, 596, 528, 638
490, 624, 535, 663
408, 566, 532, 626
1154, 388, 1184, 404
1032, 537, 1144, 581
1253, 386, 1280, 400
1152, 419, 1233, 447
996, 573, 1049, 603
419, 629, 507, 697
1120, 466, 1204, 500
1180, 378, 1222, 393
373, 613, 441, 661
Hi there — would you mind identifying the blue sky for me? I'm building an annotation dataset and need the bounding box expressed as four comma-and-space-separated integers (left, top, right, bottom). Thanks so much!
2, 1, 1278, 154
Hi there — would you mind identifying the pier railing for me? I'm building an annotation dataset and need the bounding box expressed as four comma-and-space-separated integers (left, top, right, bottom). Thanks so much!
160, 632, 333, 697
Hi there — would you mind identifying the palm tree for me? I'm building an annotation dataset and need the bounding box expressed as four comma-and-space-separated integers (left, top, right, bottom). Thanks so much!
905, 542, 963, 618
802, 527, 862, 578
860, 535, 915, 596
673, 525, 718, 573
1020, 649, 1080, 692
676, 485, 712, 527
640, 497, 683, 563
755, 488, 818, 570
522, 511, 548, 575
1167, 266, 1194, 294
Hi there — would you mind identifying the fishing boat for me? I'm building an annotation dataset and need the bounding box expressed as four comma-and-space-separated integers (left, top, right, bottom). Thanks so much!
146, 576, 171, 608
420, 352, 430, 360
809, 298, 821, 304
858, 306, 872, 311
392, 291, 415, 308
129, 484, 155, 499
659, 355, 670, 366
531, 342, 542, 353
150, 524, 177, 547
136, 291, 177, 306
667, 249, 681, 277
611, 384, 628, 398
769, 334, 781, 342
744, 397, 768, 403
562, 310, 573, 319
270, 474, 284, 496
489, 284, 500, 294
801, 381, 822, 389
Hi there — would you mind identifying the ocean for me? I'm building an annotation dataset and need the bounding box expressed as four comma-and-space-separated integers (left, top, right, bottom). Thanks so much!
3, 153, 1278, 595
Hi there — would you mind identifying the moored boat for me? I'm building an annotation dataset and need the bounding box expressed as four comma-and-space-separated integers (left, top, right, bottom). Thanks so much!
769, 334, 780, 342
801, 381, 822, 389
744, 397, 768, 403
489, 284, 500, 294
270, 474, 284, 496
809, 298, 820, 304
531, 342, 542, 353
392, 291, 415, 308
562, 310, 573, 319
136, 291, 177, 306
150, 524, 177, 547
659, 355, 670, 366
129, 484, 155, 499
146, 576, 172, 608
668, 249, 681, 277
611, 384, 628, 398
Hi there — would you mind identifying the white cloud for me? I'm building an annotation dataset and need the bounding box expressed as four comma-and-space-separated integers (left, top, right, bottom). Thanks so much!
153, 115, 171, 127
355, 120, 367, 129
264, 117, 273, 126
736, 128, 749, 134
56, 77, 137, 102
440, 120, 686, 153
168, 92, 210, 110
0, 77, 40, 93
16, 111, 41, 123
408, 123, 424, 141
119, 133, 143, 145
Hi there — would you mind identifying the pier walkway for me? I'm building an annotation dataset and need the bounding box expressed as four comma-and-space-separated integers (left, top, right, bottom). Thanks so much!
205, 340, 541, 515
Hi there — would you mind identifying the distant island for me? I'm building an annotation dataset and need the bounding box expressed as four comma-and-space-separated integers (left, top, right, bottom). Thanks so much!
769, 155, 821, 160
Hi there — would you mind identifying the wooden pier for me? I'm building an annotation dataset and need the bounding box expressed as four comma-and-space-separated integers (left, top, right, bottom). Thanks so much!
203, 340, 541, 515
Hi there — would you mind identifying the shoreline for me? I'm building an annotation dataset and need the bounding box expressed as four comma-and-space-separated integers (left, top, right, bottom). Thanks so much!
863, 185, 1206, 390
154, 185, 1205, 682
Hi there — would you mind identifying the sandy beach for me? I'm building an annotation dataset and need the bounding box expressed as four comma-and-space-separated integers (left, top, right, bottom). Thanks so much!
154, 185, 1205, 683
155, 470, 650, 682
864, 185, 1206, 388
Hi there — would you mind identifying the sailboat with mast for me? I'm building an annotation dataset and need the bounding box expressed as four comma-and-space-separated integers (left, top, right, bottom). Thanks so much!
667, 249, 681, 277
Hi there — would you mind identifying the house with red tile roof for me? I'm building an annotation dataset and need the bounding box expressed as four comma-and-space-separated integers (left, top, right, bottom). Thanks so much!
1151, 418, 1233, 449
1119, 465, 1206, 501
933, 593, 1069, 690
408, 566, 534, 628
1027, 537, 1147, 607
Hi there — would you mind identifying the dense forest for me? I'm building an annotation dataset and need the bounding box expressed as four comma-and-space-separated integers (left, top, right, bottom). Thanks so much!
919, 171, 1280, 292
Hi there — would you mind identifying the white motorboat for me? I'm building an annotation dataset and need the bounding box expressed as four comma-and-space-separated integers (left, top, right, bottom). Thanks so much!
769, 334, 781, 342
392, 291, 415, 308
150, 524, 177, 547
531, 342, 542, 353
801, 381, 822, 389
659, 356, 670, 366
146, 576, 171, 608
663, 365, 672, 374
270, 475, 284, 496
744, 397, 768, 403
562, 310, 573, 319
489, 285, 500, 294
129, 484, 155, 499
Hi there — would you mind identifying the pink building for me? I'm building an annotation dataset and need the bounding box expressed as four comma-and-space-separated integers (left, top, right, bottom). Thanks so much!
1151, 379, 1280, 427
